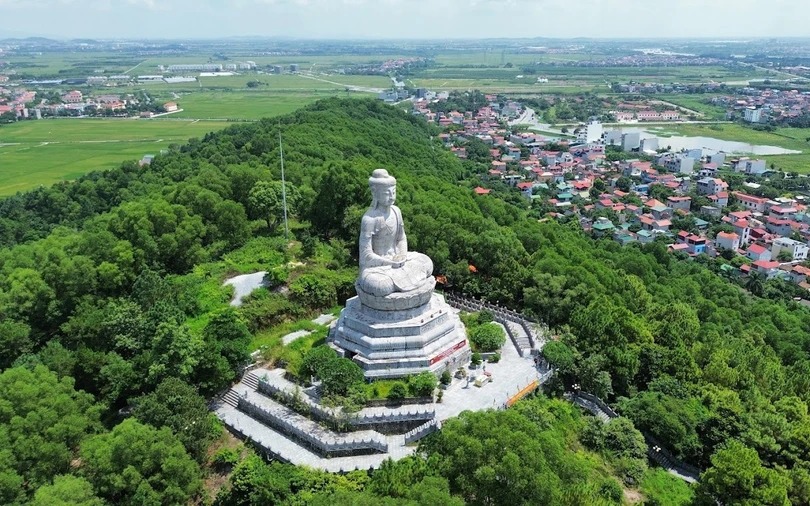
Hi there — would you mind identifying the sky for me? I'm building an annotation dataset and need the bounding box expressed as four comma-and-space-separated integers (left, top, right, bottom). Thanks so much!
0, 0, 808, 40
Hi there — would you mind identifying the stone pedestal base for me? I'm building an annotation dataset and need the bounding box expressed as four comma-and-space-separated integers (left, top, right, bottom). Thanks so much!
330, 292, 470, 380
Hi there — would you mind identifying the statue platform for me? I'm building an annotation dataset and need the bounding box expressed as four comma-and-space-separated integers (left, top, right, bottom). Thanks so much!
330, 289, 471, 380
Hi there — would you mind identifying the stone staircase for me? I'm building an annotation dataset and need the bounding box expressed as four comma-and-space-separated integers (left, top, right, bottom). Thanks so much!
443, 292, 543, 357
222, 389, 240, 408
242, 371, 260, 390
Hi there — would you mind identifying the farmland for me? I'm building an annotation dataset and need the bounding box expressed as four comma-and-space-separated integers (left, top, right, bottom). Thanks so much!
0, 119, 230, 195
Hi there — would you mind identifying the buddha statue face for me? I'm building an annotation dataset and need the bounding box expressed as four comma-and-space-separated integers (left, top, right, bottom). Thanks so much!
372, 183, 396, 208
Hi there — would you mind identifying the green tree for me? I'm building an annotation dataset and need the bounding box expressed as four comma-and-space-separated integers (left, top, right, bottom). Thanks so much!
319, 357, 365, 397
132, 378, 219, 461
388, 382, 408, 400
301, 346, 339, 380
31, 475, 103, 506
81, 418, 202, 505
468, 323, 506, 352
409, 371, 437, 398
696, 440, 790, 506
0, 366, 101, 494
248, 180, 300, 231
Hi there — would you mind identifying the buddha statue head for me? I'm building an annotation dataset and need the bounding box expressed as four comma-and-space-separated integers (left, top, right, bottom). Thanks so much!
369, 169, 397, 210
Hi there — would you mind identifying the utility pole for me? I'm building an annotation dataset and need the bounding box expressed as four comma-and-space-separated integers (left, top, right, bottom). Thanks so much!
278, 129, 289, 240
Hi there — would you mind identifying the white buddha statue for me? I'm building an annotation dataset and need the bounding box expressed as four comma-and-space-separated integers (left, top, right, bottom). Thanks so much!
357, 169, 434, 298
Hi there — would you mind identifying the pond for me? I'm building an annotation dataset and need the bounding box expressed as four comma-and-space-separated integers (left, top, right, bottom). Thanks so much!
621, 127, 802, 155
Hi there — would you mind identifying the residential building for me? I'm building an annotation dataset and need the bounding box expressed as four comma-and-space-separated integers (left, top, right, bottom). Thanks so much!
167, 64, 223, 72
744, 107, 763, 123
667, 196, 691, 211
771, 237, 809, 262
733, 192, 768, 212
734, 158, 768, 175
577, 120, 603, 144
715, 231, 740, 251
61, 90, 83, 103
746, 243, 772, 262
752, 260, 780, 278
707, 152, 726, 166
697, 177, 728, 195
621, 132, 640, 151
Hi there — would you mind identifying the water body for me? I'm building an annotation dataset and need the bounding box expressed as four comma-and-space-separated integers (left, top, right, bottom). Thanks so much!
619, 127, 801, 156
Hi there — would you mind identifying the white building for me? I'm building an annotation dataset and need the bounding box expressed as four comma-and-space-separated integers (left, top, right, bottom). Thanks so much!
576, 119, 603, 144
744, 107, 763, 123
734, 158, 768, 175
771, 237, 809, 262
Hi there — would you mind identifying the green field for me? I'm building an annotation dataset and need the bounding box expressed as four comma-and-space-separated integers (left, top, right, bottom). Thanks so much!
0, 119, 230, 195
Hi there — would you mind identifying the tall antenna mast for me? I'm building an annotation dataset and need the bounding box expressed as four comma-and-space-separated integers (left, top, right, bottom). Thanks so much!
278, 129, 289, 240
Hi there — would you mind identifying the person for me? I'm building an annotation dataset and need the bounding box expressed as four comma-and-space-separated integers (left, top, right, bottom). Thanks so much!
357, 169, 433, 297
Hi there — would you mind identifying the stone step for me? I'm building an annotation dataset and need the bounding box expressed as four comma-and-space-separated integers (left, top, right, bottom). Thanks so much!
243, 372, 260, 390
223, 389, 240, 407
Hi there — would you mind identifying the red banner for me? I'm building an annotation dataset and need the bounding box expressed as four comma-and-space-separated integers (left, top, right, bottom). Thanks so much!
430, 340, 467, 365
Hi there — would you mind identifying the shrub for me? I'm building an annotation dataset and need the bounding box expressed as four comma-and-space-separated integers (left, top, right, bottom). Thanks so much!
289, 273, 337, 310
489, 352, 501, 363
320, 357, 365, 397
440, 370, 452, 386
471, 352, 482, 366
468, 323, 506, 352
409, 371, 437, 397
388, 382, 408, 400
300, 346, 338, 380
211, 447, 240, 471
477, 309, 494, 324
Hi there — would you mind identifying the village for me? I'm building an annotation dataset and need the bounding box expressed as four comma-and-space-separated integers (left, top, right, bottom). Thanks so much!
414, 92, 810, 296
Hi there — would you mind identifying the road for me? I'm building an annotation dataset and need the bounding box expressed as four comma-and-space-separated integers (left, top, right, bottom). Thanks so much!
296, 73, 385, 94
508, 106, 567, 135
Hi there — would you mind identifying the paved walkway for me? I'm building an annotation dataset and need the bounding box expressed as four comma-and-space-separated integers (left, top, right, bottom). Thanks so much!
223, 271, 267, 306
435, 332, 543, 421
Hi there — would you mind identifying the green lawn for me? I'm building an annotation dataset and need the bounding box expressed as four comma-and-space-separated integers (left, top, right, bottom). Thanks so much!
0, 118, 230, 195
639, 468, 694, 506
171, 91, 333, 120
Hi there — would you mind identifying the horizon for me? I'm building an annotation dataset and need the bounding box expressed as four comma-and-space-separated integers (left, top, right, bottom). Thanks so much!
0, 0, 808, 41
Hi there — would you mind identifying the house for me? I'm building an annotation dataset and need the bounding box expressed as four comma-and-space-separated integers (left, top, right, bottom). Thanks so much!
473, 187, 491, 195
733, 192, 768, 213
697, 178, 728, 196
752, 260, 780, 278
707, 192, 729, 208
789, 265, 810, 283
715, 231, 740, 251
667, 196, 692, 212
770, 206, 797, 221
163, 102, 178, 112
636, 229, 655, 244
771, 237, 809, 262
592, 217, 615, 237
765, 216, 792, 237
61, 90, 83, 103
733, 158, 768, 175
746, 243, 772, 262
701, 205, 721, 218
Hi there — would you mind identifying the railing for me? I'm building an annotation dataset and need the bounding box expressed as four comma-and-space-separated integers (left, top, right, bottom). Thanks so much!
443, 292, 541, 352
237, 397, 388, 456
444, 292, 537, 355
404, 419, 440, 444
257, 378, 435, 427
